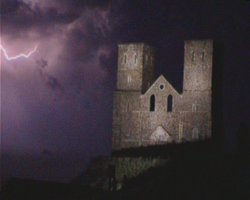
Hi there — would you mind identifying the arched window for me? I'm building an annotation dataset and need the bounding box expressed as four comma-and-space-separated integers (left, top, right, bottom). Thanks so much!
192, 128, 199, 140
201, 51, 205, 61
124, 54, 127, 64
127, 101, 130, 112
167, 95, 173, 112
150, 95, 155, 112
127, 75, 131, 84
191, 51, 195, 62
192, 103, 197, 112
150, 56, 153, 64
134, 54, 137, 64
179, 122, 183, 141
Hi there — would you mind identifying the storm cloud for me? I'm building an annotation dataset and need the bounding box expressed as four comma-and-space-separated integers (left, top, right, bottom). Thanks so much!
1, 0, 119, 182
2, 0, 249, 185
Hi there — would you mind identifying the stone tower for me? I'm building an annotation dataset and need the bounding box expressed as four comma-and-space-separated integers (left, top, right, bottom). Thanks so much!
112, 40, 213, 150
116, 43, 155, 93
181, 40, 213, 140
183, 40, 213, 91
113, 43, 155, 149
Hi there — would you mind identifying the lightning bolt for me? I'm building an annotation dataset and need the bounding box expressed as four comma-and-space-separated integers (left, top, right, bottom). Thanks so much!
0, 44, 38, 61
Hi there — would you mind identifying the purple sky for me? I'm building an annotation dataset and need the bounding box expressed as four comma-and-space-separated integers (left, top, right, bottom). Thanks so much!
1, 0, 250, 183
1, 0, 120, 183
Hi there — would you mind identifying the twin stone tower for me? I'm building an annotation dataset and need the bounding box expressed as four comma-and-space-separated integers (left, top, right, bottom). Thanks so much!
112, 40, 213, 150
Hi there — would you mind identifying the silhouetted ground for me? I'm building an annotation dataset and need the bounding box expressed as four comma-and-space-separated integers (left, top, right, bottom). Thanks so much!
1, 139, 250, 200
0, 178, 110, 200
109, 126, 250, 200
111, 151, 250, 199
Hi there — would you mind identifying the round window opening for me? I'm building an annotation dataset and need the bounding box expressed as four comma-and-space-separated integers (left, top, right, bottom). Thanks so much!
159, 84, 165, 90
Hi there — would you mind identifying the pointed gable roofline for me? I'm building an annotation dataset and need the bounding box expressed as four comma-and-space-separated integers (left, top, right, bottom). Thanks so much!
143, 75, 181, 96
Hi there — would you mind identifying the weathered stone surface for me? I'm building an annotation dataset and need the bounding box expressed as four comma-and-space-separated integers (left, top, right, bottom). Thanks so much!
112, 40, 213, 150
150, 126, 172, 143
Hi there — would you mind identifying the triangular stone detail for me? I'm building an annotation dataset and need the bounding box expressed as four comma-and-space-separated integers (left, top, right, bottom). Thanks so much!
150, 126, 172, 142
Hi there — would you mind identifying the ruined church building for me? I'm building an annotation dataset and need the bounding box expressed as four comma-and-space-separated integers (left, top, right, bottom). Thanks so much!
112, 40, 213, 150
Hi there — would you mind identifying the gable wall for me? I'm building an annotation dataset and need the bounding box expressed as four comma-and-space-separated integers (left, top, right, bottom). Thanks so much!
112, 40, 213, 150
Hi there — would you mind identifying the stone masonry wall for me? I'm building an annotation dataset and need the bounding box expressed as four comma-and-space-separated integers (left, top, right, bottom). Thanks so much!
112, 40, 213, 150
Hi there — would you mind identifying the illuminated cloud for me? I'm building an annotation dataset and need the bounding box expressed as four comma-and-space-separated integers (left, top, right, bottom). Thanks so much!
1, 0, 119, 182
0, 44, 38, 61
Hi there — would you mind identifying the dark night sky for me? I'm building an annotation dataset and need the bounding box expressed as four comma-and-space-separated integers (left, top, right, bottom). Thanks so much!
1, 0, 250, 184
